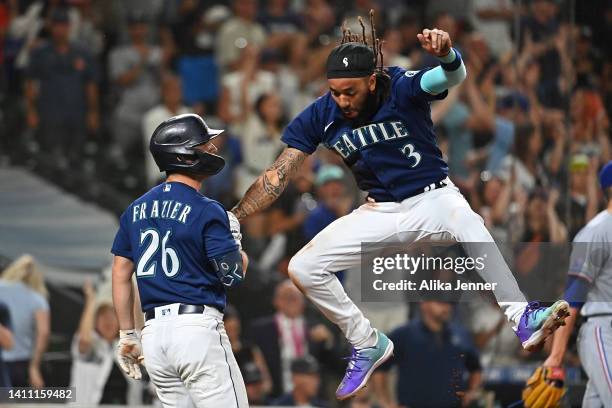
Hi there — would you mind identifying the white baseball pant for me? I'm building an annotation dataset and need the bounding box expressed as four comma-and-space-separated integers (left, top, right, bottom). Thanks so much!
140, 304, 248, 408
288, 178, 528, 348
578, 316, 612, 408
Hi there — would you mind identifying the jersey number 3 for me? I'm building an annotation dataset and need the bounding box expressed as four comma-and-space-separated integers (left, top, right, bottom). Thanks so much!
137, 229, 181, 278
400, 143, 422, 168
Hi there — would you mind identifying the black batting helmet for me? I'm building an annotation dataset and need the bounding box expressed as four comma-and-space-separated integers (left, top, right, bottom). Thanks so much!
149, 114, 225, 176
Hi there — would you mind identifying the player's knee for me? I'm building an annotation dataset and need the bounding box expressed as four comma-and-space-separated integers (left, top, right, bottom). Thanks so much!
446, 207, 492, 242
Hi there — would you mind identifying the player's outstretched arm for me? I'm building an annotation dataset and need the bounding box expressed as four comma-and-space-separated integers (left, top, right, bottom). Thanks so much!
231, 147, 308, 220
417, 28, 467, 95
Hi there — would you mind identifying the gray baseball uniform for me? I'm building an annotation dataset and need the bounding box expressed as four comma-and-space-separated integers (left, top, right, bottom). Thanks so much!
568, 210, 612, 407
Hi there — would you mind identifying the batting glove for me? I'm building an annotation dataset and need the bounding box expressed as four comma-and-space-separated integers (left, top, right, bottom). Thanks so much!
116, 330, 143, 380
226, 211, 242, 248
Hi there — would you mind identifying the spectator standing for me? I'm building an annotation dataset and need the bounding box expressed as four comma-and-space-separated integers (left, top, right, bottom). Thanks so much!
515, 189, 568, 299
382, 28, 412, 68
108, 11, 167, 162
396, 12, 423, 62
9, 0, 85, 69
520, 0, 563, 107
499, 123, 548, 193
249, 280, 338, 398
235, 92, 286, 197
257, 0, 305, 69
0, 301, 13, 387
569, 88, 610, 165
557, 154, 599, 240
373, 300, 482, 408
215, 0, 266, 71
142, 74, 190, 187
271, 356, 329, 408
470, 0, 514, 58
172, 3, 229, 111
0, 255, 50, 388
463, 299, 524, 367
218, 46, 275, 134
24, 7, 99, 169
69, 280, 143, 405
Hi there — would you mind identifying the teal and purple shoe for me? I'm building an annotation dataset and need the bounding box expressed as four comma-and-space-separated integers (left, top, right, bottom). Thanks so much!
515, 300, 570, 351
336, 330, 394, 400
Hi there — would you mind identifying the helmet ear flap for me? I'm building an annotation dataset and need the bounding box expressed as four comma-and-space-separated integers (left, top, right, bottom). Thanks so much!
193, 150, 225, 176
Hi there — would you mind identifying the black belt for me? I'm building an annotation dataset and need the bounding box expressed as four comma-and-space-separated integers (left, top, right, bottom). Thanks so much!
367, 178, 449, 203
145, 304, 211, 321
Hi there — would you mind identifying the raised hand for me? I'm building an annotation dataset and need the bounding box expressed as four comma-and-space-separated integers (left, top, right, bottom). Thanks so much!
417, 28, 452, 57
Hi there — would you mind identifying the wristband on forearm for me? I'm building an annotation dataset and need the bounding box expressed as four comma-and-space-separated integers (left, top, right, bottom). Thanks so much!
437, 48, 463, 71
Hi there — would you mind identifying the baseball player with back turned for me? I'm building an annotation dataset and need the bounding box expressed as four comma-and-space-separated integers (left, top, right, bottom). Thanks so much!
529, 161, 612, 408
230, 12, 570, 400
111, 114, 248, 407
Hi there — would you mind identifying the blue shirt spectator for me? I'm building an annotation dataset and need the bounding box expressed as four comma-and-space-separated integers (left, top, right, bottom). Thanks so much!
375, 301, 482, 408
0, 255, 50, 388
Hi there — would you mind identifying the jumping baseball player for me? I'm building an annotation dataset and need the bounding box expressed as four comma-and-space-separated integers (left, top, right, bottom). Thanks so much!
230, 12, 569, 400
524, 161, 612, 408
111, 114, 248, 408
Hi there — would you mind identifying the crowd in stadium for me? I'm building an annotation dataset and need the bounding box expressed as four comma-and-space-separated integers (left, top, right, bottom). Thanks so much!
0, 0, 611, 406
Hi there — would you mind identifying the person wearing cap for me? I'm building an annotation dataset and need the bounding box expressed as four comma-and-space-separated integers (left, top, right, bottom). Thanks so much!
533, 160, 612, 407
25, 6, 99, 169
231, 12, 569, 399
272, 355, 328, 408
302, 165, 353, 285
303, 165, 353, 242
241, 361, 267, 405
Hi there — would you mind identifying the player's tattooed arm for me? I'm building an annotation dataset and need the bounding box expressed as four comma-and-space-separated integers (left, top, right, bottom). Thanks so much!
232, 147, 308, 220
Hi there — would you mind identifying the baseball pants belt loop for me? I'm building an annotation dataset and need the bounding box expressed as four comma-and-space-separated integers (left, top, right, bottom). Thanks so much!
144, 303, 222, 321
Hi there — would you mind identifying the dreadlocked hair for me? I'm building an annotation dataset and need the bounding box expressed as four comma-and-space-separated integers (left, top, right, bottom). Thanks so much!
340, 9, 391, 104
340, 9, 385, 73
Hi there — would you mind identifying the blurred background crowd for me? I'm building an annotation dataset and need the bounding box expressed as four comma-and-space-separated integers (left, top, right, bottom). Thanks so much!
0, 0, 611, 406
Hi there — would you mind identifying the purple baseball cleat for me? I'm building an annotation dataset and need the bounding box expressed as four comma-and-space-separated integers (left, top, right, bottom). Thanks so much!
336, 330, 394, 400
515, 300, 570, 351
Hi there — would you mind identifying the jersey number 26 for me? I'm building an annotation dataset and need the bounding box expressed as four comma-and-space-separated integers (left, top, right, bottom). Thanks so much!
137, 229, 181, 278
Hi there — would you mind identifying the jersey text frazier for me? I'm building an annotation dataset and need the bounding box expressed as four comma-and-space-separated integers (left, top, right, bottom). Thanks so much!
132, 200, 192, 224
330, 121, 410, 159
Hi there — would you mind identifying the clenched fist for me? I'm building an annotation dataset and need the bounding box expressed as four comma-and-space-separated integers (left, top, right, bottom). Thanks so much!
417, 28, 452, 57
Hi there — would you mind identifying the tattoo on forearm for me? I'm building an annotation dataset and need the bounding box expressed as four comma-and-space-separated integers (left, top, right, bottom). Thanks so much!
232, 148, 307, 220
